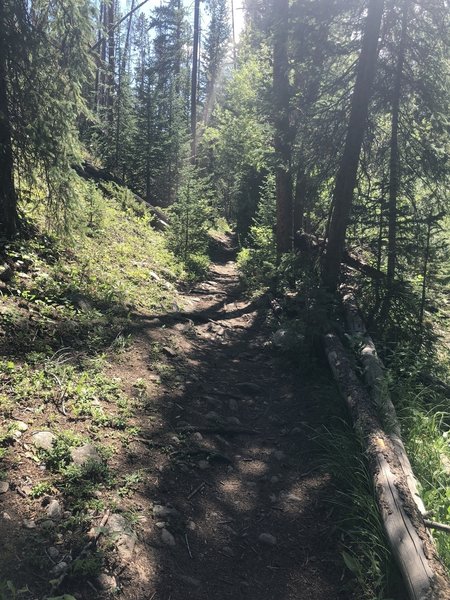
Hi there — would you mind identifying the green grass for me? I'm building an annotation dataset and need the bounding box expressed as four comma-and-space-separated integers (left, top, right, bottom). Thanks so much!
0, 177, 188, 596
392, 374, 450, 567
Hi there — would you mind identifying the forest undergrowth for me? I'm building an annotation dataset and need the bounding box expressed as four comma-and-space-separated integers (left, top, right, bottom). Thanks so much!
237, 238, 450, 597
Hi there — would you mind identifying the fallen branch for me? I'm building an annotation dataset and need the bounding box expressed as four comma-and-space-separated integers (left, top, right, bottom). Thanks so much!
323, 332, 450, 600
425, 520, 450, 534
187, 481, 206, 500
294, 231, 385, 280
176, 425, 259, 436
74, 161, 169, 230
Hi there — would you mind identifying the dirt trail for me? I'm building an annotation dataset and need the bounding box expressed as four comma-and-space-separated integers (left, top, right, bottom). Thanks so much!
111, 232, 348, 600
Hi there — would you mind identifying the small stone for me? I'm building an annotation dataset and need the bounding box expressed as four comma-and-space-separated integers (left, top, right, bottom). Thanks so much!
291, 427, 302, 434
273, 450, 286, 461
0, 481, 9, 494
198, 460, 209, 470
162, 346, 177, 358
2, 512, 11, 521
270, 476, 279, 484
149, 270, 160, 282
46, 499, 63, 520
161, 528, 176, 546
48, 546, 59, 559
186, 520, 196, 531
222, 546, 235, 557
23, 519, 36, 529
236, 382, 260, 395
50, 561, 68, 576
14, 421, 28, 432
176, 575, 200, 587
32, 431, 56, 451
106, 513, 137, 562
229, 399, 238, 411
153, 505, 180, 519
226, 416, 241, 426
171, 435, 181, 444
258, 533, 277, 546
155, 521, 167, 529
41, 519, 56, 529
286, 493, 302, 502
192, 432, 203, 442
97, 573, 117, 591
205, 411, 220, 421
70, 444, 102, 466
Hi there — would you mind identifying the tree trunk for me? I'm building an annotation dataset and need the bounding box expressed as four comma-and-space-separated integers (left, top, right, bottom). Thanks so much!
273, 0, 292, 255
190, 0, 200, 163
293, 159, 307, 233
418, 214, 431, 329
107, 0, 115, 123
386, 2, 408, 288
115, 0, 135, 170
0, 0, 17, 238
322, 0, 385, 290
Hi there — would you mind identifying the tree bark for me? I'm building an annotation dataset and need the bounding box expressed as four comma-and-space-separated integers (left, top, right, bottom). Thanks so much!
386, 2, 408, 288
107, 0, 115, 122
418, 214, 431, 328
0, 0, 17, 238
293, 159, 307, 233
273, 0, 293, 255
322, 0, 385, 290
190, 0, 200, 163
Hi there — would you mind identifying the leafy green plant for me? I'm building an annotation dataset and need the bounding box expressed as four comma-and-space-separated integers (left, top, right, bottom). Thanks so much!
29, 481, 54, 498
167, 166, 214, 280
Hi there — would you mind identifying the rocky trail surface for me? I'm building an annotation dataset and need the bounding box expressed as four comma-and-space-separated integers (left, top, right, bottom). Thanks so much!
0, 233, 350, 600
111, 233, 348, 600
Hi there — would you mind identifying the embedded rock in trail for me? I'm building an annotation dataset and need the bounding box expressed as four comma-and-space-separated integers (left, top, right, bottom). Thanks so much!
97, 573, 118, 591
0, 481, 9, 494
236, 382, 261, 395
153, 505, 181, 519
32, 431, 56, 451
51, 561, 68, 576
176, 575, 201, 588
258, 533, 277, 546
161, 528, 176, 546
45, 499, 63, 521
70, 444, 102, 466
105, 513, 137, 562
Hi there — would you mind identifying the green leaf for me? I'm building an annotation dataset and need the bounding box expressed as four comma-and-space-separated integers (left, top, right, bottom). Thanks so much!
342, 550, 361, 574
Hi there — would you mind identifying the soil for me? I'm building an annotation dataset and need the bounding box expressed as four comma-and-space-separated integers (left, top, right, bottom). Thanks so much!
0, 232, 351, 599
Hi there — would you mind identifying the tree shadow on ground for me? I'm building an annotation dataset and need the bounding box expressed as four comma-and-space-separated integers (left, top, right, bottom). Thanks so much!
110, 280, 354, 600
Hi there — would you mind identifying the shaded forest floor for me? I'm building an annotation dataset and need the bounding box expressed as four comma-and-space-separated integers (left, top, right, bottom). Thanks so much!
0, 232, 354, 599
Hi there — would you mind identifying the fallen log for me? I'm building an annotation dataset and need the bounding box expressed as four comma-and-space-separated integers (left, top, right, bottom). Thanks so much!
74, 161, 170, 231
324, 331, 450, 600
341, 288, 427, 516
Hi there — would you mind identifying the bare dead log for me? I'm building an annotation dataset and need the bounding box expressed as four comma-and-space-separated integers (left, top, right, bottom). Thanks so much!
341, 288, 427, 516
324, 331, 450, 600
74, 161, 169, 231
